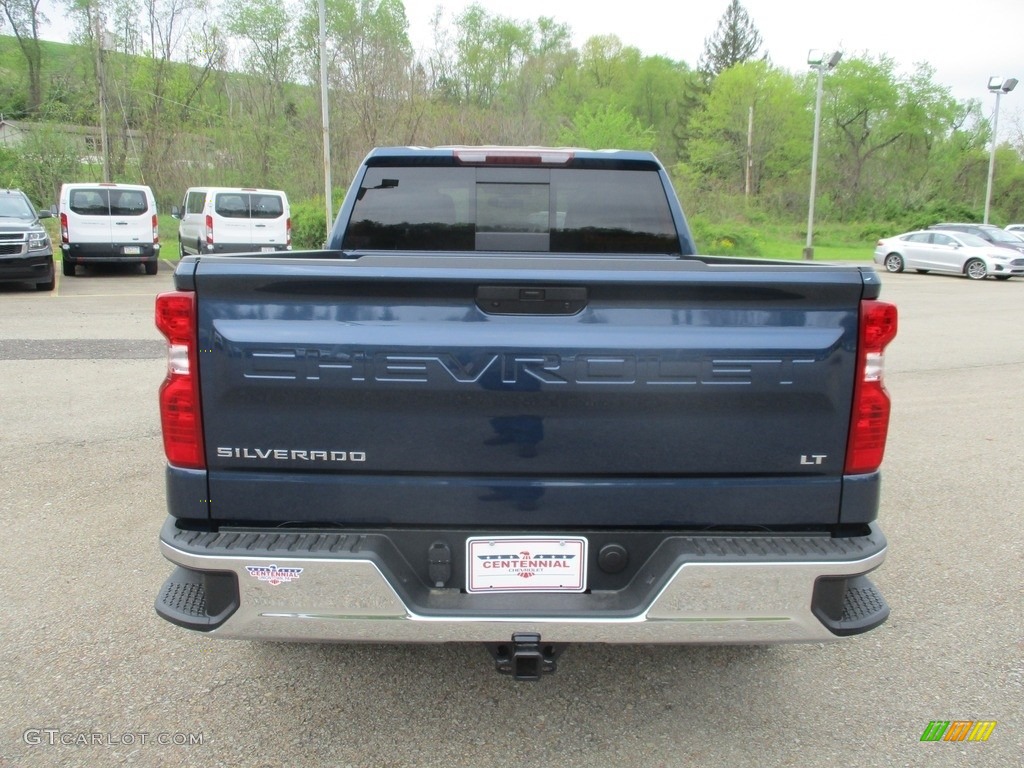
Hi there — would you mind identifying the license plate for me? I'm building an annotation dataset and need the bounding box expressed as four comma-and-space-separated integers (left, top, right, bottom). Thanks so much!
260, 246, 276, 252
466, 536, 588, 593
123, 246, 140, 254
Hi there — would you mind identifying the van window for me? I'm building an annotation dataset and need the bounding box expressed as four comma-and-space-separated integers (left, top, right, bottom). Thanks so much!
110, 190, 147, 216
251, 194, 284, 219
215, 194, 249, 219
69, 190, 108, 216
69, 188, 149, 217
210, 192, 285, 220
185, 191, 205, 215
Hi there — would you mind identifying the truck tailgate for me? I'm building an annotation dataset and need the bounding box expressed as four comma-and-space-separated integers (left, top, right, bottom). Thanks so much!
186, 255, 874, 528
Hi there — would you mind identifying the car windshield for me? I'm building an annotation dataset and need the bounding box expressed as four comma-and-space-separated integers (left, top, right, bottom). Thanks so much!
985, 228, 1021, 244
0, 195, 35, 219
957, 234, 989, 247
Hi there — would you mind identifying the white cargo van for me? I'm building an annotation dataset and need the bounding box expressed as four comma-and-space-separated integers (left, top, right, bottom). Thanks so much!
58, 182, 160, 276
173, 187, 291, 257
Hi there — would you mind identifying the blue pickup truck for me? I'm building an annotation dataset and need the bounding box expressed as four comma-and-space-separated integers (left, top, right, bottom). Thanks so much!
154, 147, 897, 679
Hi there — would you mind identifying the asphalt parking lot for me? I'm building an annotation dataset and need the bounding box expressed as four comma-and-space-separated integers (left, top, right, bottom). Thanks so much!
1, 260, 1021, 767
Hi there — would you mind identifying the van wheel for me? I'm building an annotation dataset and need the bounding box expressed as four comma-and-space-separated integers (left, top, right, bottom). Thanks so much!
62, 260, 75, 277
179, 241, 186, 259
145, 260, 158, 275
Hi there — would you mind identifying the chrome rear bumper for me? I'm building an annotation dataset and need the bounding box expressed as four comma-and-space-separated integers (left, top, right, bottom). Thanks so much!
157, 519, 888, 644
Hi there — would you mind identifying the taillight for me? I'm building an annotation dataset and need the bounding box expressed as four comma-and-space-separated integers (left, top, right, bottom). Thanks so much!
152, 213, 159, 243
453, 148, 574, 165
845, 300, 898, 474
286, 217, 292, 247
205, 214, 214, 246
156, 291, 205, 469
59, 212, 69, 244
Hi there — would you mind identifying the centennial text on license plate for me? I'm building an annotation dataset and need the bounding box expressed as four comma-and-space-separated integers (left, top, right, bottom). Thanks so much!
466, 537, 588, 593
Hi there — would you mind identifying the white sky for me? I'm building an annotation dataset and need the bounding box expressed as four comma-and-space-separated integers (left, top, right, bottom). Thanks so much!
37, 0, 1024, 119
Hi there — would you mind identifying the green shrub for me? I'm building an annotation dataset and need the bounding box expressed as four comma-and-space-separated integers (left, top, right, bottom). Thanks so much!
905, 203, 980, 232
689, 217, 764, 256
290, 198, 331, 249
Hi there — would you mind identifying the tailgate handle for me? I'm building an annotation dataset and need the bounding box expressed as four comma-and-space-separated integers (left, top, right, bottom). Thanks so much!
476, 285, 587, 315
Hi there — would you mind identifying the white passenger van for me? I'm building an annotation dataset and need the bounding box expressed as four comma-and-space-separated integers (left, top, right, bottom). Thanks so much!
58, 182, 160, 276
173, 187, 291, 257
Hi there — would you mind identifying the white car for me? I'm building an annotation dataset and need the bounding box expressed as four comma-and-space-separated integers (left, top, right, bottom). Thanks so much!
873, 230, 1024, 280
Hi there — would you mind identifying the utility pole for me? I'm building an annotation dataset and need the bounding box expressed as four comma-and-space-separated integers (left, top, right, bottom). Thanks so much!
92, 3, 111, 182
319, 0, 333, 242
745, 106, 753, 201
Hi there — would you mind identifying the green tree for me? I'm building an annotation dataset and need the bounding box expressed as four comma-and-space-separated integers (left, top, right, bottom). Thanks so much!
823, 56, 965, 217
296, 0, 418, 179
0, 0, 46, 114
698, 0, 763, 80
450, 3, 534, 107
622, 54, 695, 165
557, 103, 654, 151
13, 124, 81, 202
224, 0, 296, 181
685, 61, 806, 199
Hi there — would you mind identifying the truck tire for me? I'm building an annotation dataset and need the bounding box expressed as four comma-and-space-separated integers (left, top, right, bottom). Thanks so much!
62, 259, 75, 277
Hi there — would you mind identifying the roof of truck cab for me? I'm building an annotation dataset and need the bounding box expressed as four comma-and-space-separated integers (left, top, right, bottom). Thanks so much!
361, 146, 663, 165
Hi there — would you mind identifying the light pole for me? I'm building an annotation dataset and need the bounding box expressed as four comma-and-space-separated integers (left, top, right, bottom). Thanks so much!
803, 50, 842, 261
983, 76, 1017, 225
319, 0, 333, 240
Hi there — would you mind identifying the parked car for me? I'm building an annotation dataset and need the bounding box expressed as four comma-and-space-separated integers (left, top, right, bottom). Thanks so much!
173, 187, 291, 257
1005, 224, 1024, 236
873, 229, 1024, 280
0, 188, 55, 291
58, 182, 160, 276
928, 222, 1024, 255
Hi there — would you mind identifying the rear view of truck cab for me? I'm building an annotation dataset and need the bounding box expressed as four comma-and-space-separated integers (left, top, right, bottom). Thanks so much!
154, 147, 897, 679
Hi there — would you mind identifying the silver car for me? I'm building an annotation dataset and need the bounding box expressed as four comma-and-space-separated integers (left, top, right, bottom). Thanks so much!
873, 230, 1024, 280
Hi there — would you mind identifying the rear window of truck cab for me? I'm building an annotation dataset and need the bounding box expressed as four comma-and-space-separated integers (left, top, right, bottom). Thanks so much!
341, 167, 680, 254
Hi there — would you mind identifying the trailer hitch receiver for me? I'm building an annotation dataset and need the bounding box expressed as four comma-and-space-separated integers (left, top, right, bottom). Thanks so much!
486, 633, 565, 681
